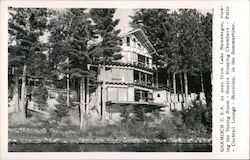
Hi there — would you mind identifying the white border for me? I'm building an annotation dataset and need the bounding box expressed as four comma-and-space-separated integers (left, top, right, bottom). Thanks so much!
1, 0, 249, 159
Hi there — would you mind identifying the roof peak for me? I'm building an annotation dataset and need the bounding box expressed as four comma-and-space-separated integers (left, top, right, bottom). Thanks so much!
120, 28, 159, 57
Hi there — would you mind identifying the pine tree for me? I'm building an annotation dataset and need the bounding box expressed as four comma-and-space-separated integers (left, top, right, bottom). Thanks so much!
48, 8, 122, 128
130, 9, 212, 107
199, 13, 212, 93
89, 9, 122, 61
89, 9, 122, 120
48, 8, 95, 130
8, 8, 48, 121
177, 9, 210, 98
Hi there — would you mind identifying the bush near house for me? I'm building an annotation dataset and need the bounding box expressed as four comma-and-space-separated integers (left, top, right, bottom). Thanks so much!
32, 84, 48, 111
9, 99, 212, 143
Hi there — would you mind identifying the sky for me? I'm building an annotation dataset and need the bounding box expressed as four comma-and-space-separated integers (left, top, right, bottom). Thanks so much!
40, 8, 212, 42
113, 8, 212, 35
114, 9, 134, 35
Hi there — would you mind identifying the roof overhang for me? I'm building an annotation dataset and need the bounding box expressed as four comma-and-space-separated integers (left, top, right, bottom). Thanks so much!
121, 28, 160, 57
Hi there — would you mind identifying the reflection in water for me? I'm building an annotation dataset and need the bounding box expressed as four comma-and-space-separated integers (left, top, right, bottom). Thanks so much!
9, 143, 212, 152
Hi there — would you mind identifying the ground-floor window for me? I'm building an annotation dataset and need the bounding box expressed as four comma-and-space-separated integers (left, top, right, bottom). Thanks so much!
134, 89, 153, 102
107, 87, 128, 101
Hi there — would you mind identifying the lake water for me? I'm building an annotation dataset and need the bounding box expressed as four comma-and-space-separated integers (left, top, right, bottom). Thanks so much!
9, 143, 212, 152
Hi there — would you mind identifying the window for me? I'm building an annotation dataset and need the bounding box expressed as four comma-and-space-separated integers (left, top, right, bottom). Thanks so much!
107, 87, 118, 101
148, 93, 153, 101
147, 74, 152, 84
146, 57, 149, 66
134, 70, 152, 84
138, 54, 145, 66
135, 89, 141, 101
132, 38, 137, 47
134, 89, 150, 102
134, 70, 139, 83
118, 88, 127, 101
141, 90, 148, 101
107, 87, 128, 101
126, 37, 130, 46
141, 72, 146, 83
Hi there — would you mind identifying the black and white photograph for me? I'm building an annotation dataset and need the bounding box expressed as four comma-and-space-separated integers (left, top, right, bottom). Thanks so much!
7, 7, 213, 152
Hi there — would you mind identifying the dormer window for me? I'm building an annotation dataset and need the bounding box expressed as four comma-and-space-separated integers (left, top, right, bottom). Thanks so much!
126, 37, 130, 46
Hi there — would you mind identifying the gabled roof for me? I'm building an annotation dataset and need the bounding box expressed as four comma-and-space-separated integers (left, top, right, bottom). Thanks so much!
120, 28, 159, 57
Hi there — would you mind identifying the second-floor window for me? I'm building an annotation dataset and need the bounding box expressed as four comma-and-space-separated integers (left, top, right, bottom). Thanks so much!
126, 37, 130, 46
137, 54, 151, 67
134, 70, 153, 85
138, 54, 145, 66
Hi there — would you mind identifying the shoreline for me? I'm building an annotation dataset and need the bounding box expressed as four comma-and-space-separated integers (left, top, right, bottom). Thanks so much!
8, 125, 212, 145
9, 137, 212, 144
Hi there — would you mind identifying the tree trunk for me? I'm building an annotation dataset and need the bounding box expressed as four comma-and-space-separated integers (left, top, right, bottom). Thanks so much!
184, 71, 188, 98
66, 75, 70, 107
156, 70, 159, 87
85, 77, 89, 114
179, 73, 183, 95
79, 78, 85, 131
66, 57, 70, 107
200, 72, 204, 93
13, 74, 19, 112
20, 64, 27, 122
172, 72, 176, 103
101, 66, 106, 120
166, 70, 170, 86
179, 72, 184, 106
101, 84, 106, 120
96, 66, 102, 119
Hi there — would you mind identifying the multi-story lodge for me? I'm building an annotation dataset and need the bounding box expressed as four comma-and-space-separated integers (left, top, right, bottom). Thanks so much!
87, 28, 171, 120
9, 28, 201, 119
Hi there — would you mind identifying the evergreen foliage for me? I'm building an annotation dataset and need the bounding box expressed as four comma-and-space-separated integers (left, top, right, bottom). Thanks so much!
8, 8, 48, 76
32, 84, 48, 111
130, 9, 212, 94
54, 94, 70, 119
8, 7, 48, 120
48, 9, 94, 80
89, 9, 122, 62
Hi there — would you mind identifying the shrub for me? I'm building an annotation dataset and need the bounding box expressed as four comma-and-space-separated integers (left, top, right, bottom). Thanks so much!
132, 106, 146, 122
120, 106, 132, 124
157, 115, 178, 139
53, 94, 70, 120
179, 100, 212, 136
32, 84, 48, 111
